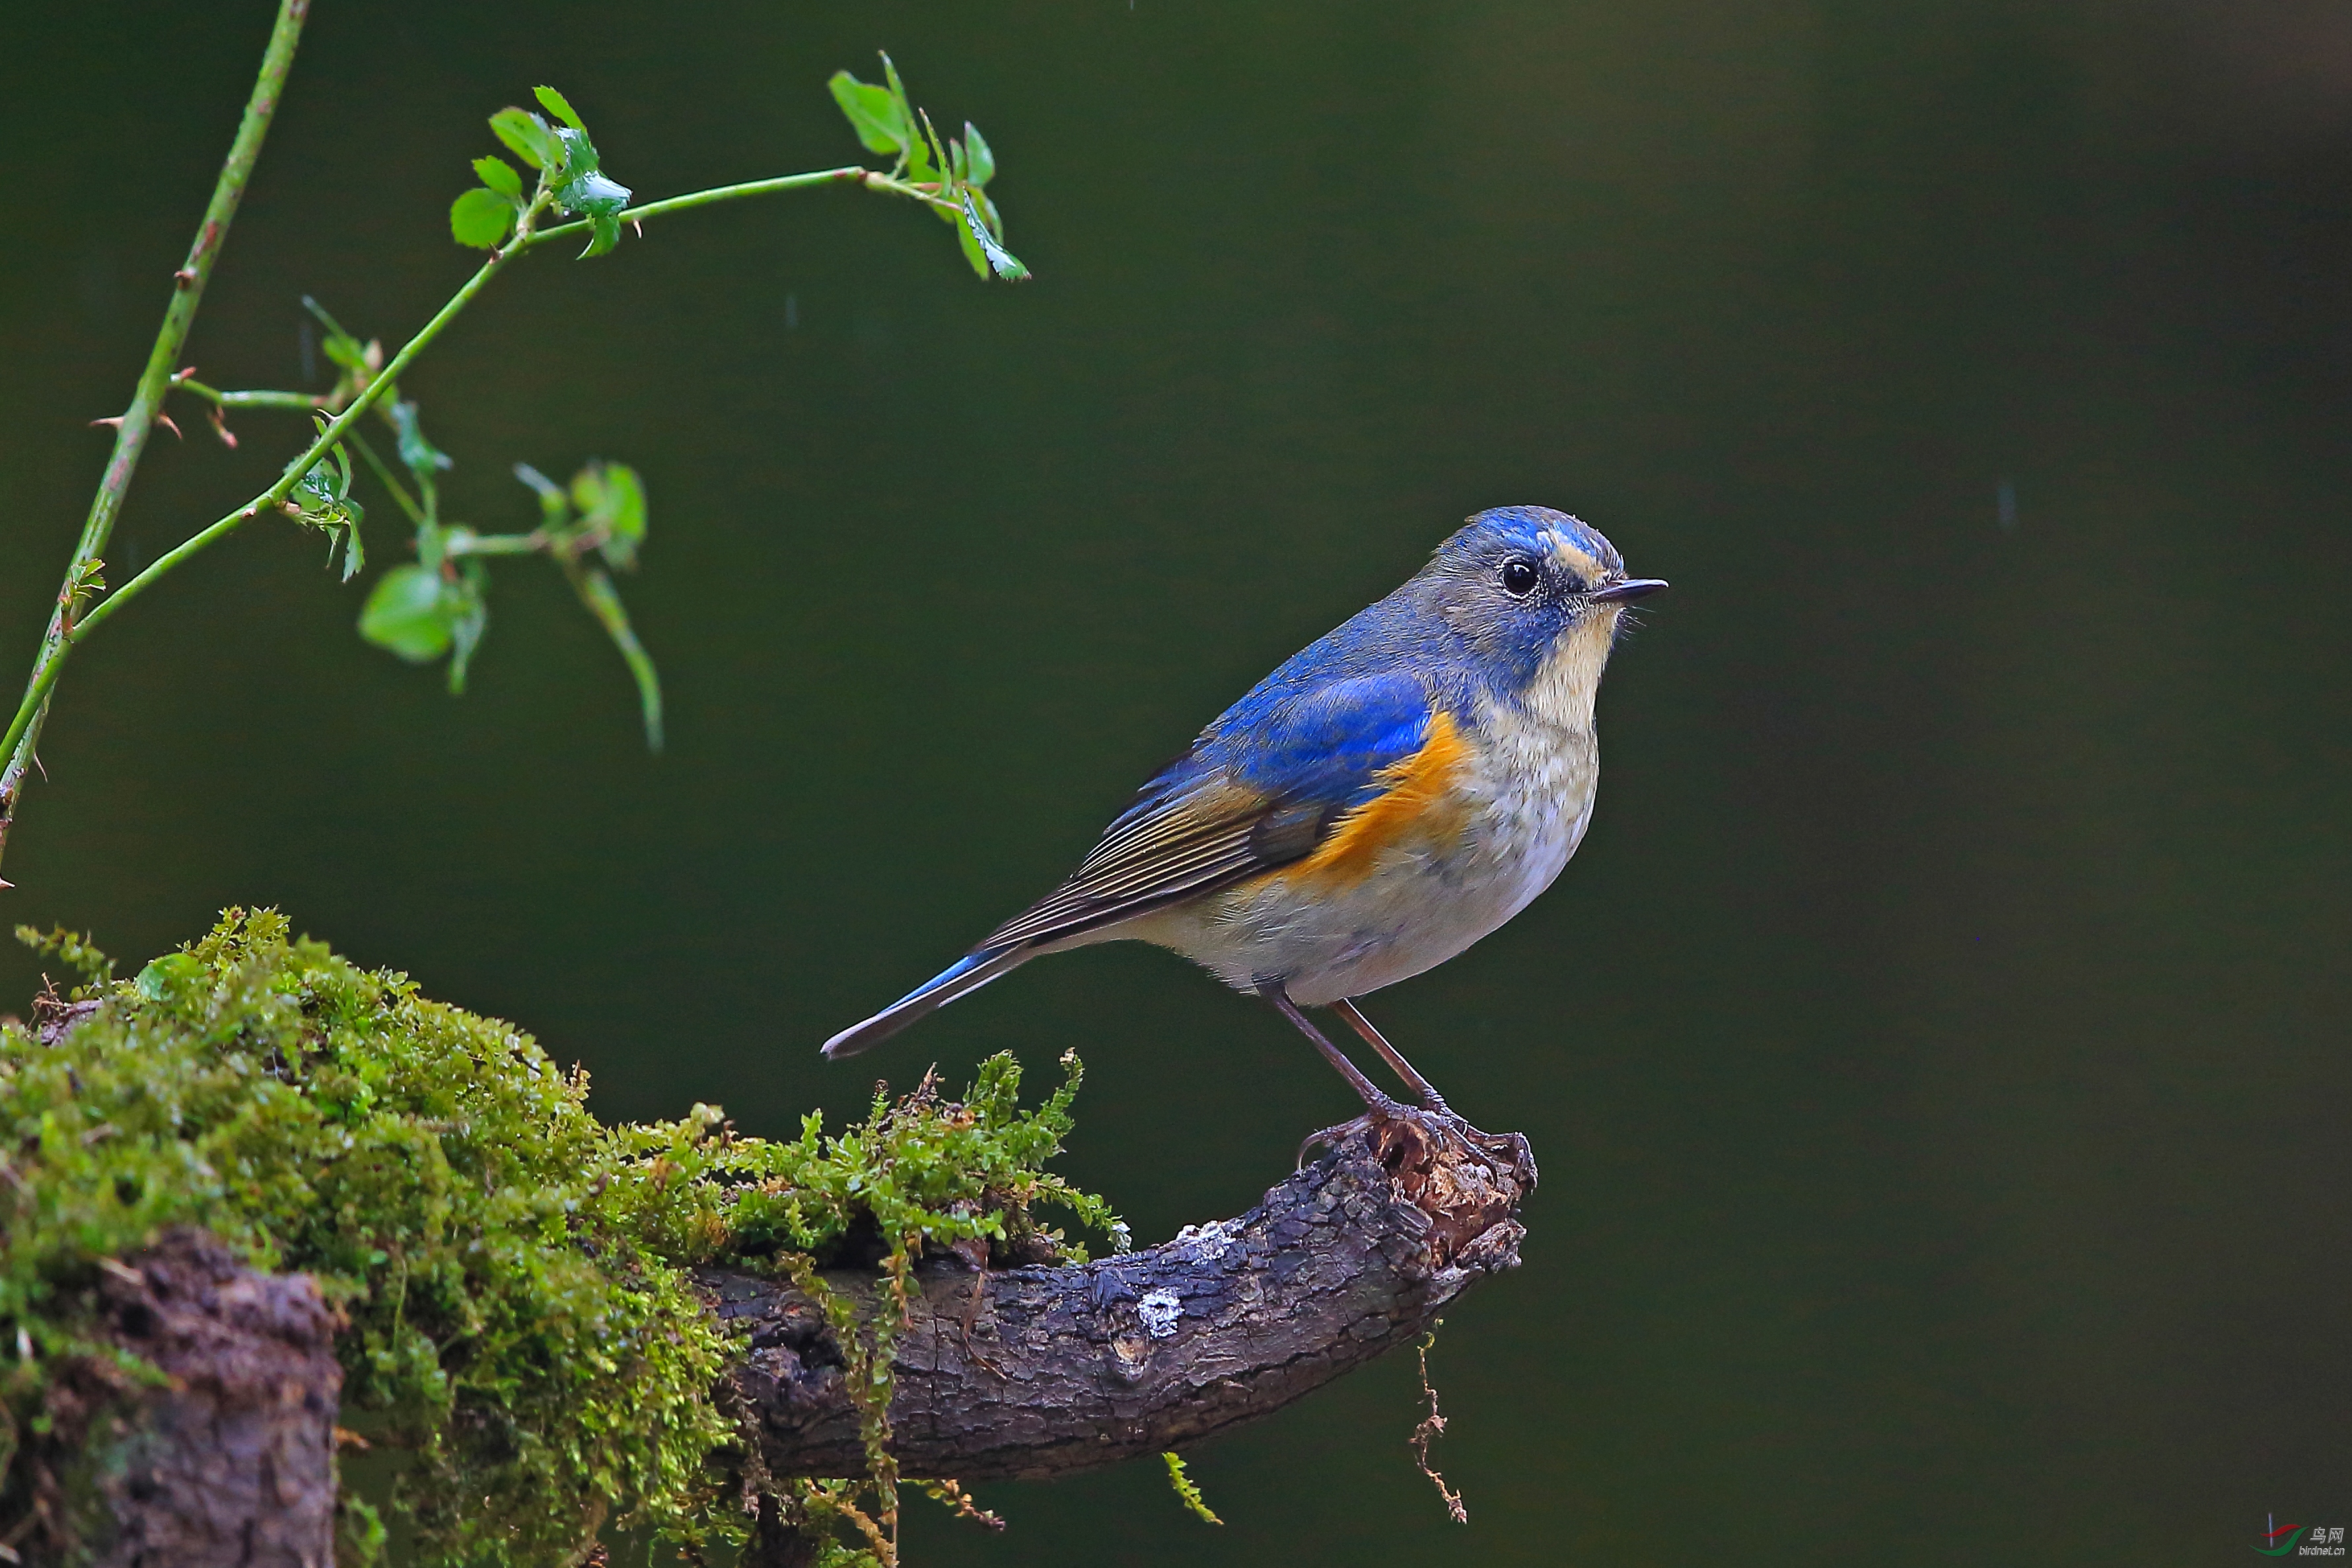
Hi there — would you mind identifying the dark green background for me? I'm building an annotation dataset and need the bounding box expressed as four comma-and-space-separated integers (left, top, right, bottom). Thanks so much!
4, 2, 2347, 1562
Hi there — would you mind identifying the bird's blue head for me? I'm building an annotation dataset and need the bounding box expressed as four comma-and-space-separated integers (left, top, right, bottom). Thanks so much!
1408, 505, 1667, 714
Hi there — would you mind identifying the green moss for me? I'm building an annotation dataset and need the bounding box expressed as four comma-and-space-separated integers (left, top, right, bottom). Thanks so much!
0, 910, 1116, 1566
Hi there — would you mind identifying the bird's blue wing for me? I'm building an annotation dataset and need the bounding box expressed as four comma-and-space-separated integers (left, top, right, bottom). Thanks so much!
981, 672, 1437, 949
1214, 669, 1438, 806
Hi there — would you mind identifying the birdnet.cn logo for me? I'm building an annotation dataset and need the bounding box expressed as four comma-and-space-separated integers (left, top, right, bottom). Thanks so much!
2259, 1516, 2347, 1557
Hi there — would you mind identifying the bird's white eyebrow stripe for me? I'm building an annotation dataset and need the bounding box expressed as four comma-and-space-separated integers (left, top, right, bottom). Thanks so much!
1542, 530, 1605, 581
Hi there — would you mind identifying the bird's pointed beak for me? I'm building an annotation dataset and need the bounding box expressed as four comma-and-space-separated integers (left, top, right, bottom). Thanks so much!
1592, 577, 1668, 603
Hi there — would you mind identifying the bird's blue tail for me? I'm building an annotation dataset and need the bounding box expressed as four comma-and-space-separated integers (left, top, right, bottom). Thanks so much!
820, 944, 1034, 1060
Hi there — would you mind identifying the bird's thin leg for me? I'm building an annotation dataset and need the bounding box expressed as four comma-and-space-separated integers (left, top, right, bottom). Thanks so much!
1330, 997, 1452, 1115
1259, 981, 1417, 1168
1258, 981, 1397, 1110
1332, 998, 1539, 1189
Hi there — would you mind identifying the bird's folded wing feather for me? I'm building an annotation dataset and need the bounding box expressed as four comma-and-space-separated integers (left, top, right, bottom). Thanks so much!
981, 672, 1438, 949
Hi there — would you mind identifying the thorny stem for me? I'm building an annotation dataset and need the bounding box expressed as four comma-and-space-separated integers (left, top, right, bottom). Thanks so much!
73, 201, 549, 645
0, 197, 551, 793
0, 157, 956, 874
0, 0, 310, 870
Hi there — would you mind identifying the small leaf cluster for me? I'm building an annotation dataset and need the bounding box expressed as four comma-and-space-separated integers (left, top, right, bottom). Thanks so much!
281, 417, 366, 581
356, 550, 482, 672
455, 85, 633, 258
511, 460, 662, 750
830, 54, 1028, 280
0, 911, 1116, 1567
279, 297, 666, 747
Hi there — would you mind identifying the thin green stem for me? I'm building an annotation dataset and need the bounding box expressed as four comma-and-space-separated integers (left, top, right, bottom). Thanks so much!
0, 0, 309, 867
443, 530, 546, 557
526, 166, 869, 248
174, 378, 320, 410
348, 431, 427, 528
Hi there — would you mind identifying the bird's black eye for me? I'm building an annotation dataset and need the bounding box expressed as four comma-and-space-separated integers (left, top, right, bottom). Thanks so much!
1500, 557, 1539, 597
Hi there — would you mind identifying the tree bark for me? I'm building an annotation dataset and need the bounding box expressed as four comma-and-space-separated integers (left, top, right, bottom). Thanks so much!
710, 1116, 1531, 1483
39, 1229, 345, 1568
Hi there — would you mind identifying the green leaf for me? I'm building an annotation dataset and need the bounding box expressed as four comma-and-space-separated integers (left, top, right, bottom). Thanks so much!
296, 452, 345, 507
388, 401, 452, 481
359, 565, 457, 662
962, 121, 995, 186
917, 108, 953, 196
513, 462, 569, 526
604, 464, 647, 547
489, 107, 558, 170
904, 123, 937, 184
133, 951, 207, 1003
446, 563, 489, 694
288, 456, 336, 511
533, 84, 587, 132
557, 168, 630, 215
954, 211, 991, 279
569, 464, 606, 518
867, 54, 937, 180
450, 186, 516, 248
282, 436, 367, 579
335, 506, 365, 581
17, 925, 116, 989
546, 125, 630, 256
304, 297, 370, 373
561, 186, 631, 256
550, 124, 592, 177
472, 155, 523, 198
571, 461, 646, 570
960, 192, 1030, 281
828, 71, 908, 156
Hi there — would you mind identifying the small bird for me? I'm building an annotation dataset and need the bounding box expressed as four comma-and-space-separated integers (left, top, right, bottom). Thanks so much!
824, 506, 1664, 1153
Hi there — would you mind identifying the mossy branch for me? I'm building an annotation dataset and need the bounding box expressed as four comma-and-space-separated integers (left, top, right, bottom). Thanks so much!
0, 913, 1121, 1566
0, 917, 1530, 1567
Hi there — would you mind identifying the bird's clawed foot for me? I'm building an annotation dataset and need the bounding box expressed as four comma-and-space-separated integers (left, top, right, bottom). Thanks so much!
1295, 1092, 1406, 1170
1295, 1094, 1538, 1190
1264, 985, 1536, 1186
